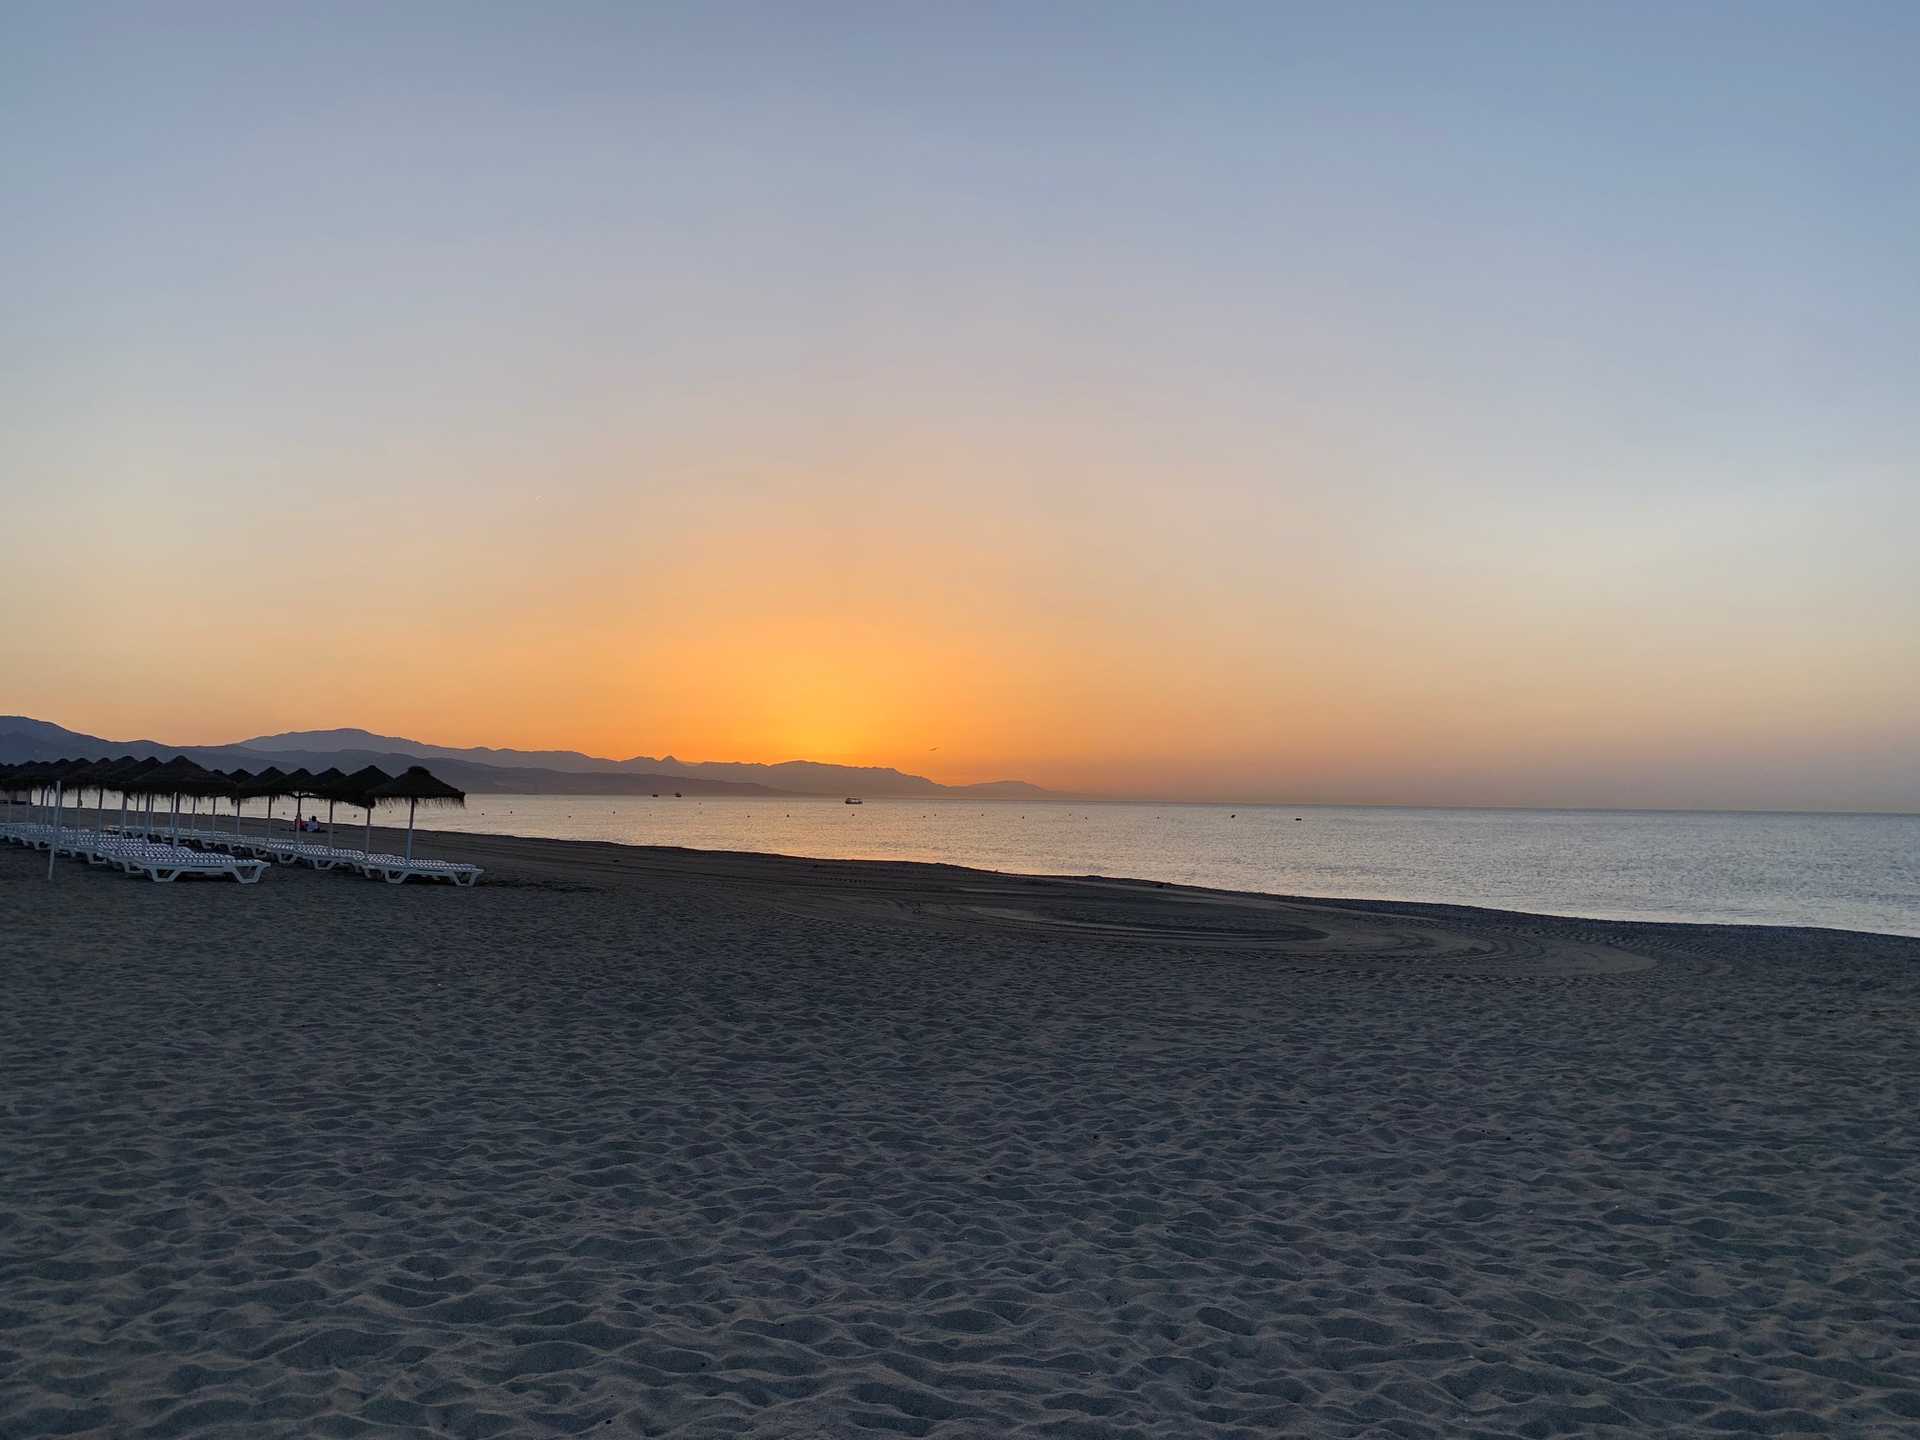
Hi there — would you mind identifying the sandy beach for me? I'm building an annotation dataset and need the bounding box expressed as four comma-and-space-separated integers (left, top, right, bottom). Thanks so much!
3, 829, 1918, 1438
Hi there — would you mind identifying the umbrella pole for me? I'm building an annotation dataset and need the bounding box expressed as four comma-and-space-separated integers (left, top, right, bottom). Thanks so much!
406, 797, 416, 862
47, 779, 62, 879
328, 798, 336, 848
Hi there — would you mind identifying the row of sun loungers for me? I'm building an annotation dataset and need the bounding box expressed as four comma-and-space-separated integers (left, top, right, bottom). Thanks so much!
2, 820, 482, 886
0, 823, 265, 883
172, 827, 484, 885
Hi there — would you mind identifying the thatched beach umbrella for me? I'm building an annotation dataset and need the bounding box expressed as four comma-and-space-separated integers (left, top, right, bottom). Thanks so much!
7, 762, 48, 823
182, 766, 235, 835
34, 757, 85, 878
93, 755, 140, 834
63, 756, 124, 835
17, 759, 68, 842
99, 755, 162, 836
38, 756, 82, 813
27, 758, 69, 803
114, 755, 173, 837
0, 762, 40, 825
2, 761, 37, 818
12, 758, 45, 806
327, 765, 392, 853
140, 756, 222, 841
8, 759, 45, 827
282, 768, 320, 832
6, 760, 34, 829
6, 761, 32, 820
2, 761, 44, 824
307, 766, 347, 844
369, 766, 465, 863
219, 768, 254, 834
243, 766, 290, 837
2, 762, 41, 822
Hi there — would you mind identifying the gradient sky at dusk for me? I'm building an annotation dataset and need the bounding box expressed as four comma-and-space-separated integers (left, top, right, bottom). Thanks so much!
5, 3, 1916, 808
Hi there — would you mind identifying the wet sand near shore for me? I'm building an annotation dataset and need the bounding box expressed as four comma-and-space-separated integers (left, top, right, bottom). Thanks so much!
3, 829, 1918, 1437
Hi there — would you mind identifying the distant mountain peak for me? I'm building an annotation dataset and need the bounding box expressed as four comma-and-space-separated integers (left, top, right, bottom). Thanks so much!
0, 716, 1053, 800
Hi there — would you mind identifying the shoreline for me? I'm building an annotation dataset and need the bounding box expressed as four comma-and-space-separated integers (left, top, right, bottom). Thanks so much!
291, 817, 1920, 942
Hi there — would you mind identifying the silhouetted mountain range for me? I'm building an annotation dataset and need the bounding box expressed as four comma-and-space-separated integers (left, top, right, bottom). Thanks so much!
0, 718, 1052, 799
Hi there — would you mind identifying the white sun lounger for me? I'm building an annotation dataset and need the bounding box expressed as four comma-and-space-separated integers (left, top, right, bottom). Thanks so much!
88, 839, 267, 883
350, 854, 484, 886
190, 834, 361, 870
256, 840, 362, 869
191, 831, 332, 864
4, 823, 62, 850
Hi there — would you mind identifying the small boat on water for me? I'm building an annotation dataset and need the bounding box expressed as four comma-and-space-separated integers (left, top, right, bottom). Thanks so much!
844, 797, 863, 805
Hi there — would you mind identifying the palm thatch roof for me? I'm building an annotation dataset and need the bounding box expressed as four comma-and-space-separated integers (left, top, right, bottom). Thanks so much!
240, 766, 292, 799
63, 757, 125, 792
370, 766, 466, 806
328, 764, 394, 808
134, 755, 229, 797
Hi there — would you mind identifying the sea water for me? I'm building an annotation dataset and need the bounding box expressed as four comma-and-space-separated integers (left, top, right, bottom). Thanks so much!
434, 796, 1919, 937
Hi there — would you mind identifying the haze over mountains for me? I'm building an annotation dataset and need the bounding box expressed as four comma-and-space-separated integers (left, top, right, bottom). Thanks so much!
0, 718, 1052, 800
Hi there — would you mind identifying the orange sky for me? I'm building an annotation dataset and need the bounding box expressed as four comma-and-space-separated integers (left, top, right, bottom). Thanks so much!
9, 429, 1916, 808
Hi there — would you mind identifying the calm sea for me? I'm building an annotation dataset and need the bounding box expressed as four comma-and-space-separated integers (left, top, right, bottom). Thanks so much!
435, 796, 1919, 938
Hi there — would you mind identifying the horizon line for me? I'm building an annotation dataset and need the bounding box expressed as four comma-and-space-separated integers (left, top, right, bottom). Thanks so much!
9, 714, 1916, 819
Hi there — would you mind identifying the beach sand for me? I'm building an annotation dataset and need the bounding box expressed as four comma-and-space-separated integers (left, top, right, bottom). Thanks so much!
3, 829, 1918, 1437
